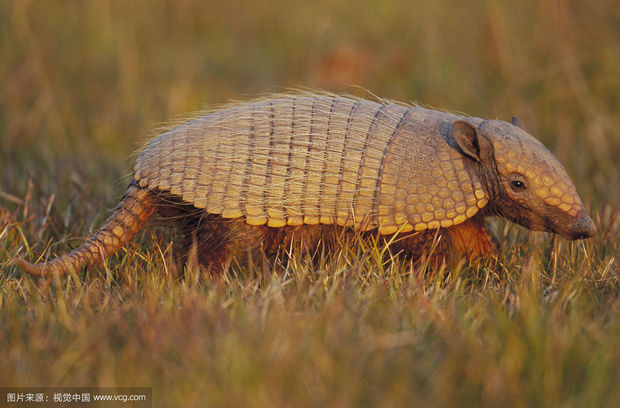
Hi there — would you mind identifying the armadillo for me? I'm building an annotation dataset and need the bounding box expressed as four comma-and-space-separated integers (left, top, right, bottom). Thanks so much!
14, 93, 596, 276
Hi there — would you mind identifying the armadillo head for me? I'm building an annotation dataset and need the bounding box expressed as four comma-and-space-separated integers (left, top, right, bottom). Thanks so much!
451, 118, 595, 240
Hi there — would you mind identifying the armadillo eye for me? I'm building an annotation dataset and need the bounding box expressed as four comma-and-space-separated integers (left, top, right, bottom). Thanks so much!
510, 179, 526, 191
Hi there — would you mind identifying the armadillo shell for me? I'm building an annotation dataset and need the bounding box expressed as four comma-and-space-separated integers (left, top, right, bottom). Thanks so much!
134, 95, 489, 234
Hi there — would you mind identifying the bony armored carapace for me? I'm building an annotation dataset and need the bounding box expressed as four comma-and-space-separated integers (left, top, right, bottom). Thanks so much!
15, 93, 596, 276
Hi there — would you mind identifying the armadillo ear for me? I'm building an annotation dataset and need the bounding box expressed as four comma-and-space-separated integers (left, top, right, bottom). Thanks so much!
511, 115, 527, 131
452, 121, 491, 163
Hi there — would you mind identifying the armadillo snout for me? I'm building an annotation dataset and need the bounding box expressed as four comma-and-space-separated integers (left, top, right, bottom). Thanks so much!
567, 213, 596, 240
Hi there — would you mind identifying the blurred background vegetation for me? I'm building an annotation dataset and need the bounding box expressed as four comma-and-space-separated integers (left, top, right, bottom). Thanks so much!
0, 0, 618, 407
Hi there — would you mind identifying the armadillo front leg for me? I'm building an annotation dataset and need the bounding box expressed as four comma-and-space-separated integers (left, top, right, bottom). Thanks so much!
446, 214, 498, 263
388, 214, 497, 268
14, 184, 156, 277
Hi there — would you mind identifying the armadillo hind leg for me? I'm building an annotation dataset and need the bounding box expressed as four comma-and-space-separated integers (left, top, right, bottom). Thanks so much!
179, 214, 232, 270
14, 184, 156, 277
186, 220, 338, 271
186, 218, 296, 271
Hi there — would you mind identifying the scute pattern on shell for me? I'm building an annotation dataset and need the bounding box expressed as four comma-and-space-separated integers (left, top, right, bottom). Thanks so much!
133, 94, 488, 234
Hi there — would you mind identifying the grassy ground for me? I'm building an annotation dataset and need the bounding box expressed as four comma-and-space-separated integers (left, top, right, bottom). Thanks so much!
1, 0, 618, 407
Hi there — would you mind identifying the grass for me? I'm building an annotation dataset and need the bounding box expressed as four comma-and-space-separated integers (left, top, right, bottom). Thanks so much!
1, 0, 618, 407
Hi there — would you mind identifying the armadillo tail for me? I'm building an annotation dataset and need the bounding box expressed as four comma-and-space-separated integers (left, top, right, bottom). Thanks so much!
14, 185, 156, 277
